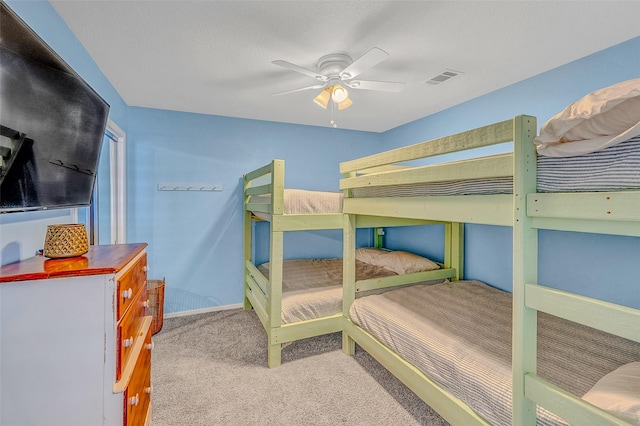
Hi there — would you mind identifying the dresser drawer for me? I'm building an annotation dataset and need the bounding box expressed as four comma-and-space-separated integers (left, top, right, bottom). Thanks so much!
117, 286, 148, 379
117, 253, 147, 320
124, 323, 152, 426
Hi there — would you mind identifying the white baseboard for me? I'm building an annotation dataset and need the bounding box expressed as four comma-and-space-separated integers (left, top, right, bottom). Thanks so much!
164, 303, 244, 319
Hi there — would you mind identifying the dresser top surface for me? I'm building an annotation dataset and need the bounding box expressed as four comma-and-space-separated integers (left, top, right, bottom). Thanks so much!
0, 243, 147, 283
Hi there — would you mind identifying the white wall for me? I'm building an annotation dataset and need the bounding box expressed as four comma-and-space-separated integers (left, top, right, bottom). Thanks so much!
0, 209, 76, 264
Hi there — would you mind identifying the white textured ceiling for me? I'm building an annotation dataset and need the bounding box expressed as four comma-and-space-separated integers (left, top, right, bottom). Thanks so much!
51, 1, 640, 133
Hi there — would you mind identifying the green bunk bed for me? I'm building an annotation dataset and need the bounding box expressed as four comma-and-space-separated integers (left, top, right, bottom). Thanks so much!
513, 80, 640, 425
242, 159, 455, 368
340, 85, 640, 425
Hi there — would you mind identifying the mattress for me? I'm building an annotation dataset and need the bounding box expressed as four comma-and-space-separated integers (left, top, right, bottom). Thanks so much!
250, 189, 343, 221
350, 135, 640, 198
349, 280, 640, 425
258, 258, 396, 323
537, 134, 640, 192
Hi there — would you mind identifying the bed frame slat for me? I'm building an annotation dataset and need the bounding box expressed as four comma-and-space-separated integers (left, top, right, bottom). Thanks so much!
356, 268, 457, 293
341, 154, 512, 189
343, 195, 513, 226
525, 374, 629, 426
340, 118, 514, 174
528, 191, 640, 222
525, 284, 640, 342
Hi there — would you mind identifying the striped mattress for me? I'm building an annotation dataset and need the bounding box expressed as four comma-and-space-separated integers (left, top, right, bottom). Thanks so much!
537, 134, 640, 192
258, 258, 395, 323
349, 280, 640, 425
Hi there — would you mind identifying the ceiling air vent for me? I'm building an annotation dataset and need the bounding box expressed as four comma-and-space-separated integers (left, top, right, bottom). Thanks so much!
425, 69, 463, 86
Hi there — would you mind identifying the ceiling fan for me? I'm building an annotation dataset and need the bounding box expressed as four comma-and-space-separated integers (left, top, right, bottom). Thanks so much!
271, 47, 405, 111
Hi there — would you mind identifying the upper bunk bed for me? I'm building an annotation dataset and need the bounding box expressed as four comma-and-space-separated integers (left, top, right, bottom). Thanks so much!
242, 159, 457, 367
339, 79, 640, 425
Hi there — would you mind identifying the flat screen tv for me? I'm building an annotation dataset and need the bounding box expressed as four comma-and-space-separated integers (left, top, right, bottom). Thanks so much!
0, 2, 110, 213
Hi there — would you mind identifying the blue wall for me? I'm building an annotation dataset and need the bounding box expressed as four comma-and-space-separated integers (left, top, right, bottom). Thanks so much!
125, 108, 386, 312
382, 36, 640, 309
1, 2, 638, 313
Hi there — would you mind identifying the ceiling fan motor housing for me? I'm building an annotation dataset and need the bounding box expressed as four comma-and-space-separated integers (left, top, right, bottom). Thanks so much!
317, 53, 353, 79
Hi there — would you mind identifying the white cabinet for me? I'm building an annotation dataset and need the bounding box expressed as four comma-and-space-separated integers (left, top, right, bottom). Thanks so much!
0, 243, 152, 426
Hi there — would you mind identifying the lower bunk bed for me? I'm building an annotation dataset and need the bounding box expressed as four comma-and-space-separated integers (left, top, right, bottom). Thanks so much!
346, 279, 640, 426
243, 159, 457, 367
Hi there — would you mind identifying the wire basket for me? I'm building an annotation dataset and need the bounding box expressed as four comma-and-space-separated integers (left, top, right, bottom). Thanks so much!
147, 278, 165, 335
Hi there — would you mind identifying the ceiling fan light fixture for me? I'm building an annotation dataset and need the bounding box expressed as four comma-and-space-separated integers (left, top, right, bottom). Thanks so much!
273, 47, 405, 124
331, 85, 349, 103
313, 87, 331, 109
337, 97, 352, 110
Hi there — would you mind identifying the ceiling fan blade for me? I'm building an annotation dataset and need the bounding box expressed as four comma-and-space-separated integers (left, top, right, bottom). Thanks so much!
271, 83, 327, 96
272, 60, 328, 82
345, 80, 405, 93
339, 47, 389, 80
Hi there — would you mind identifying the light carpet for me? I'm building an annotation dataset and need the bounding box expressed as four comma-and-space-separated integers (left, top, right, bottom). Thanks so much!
151, 308, 449, 426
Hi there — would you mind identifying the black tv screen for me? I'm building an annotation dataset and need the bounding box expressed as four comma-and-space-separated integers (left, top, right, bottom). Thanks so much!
0, 3, 110, 213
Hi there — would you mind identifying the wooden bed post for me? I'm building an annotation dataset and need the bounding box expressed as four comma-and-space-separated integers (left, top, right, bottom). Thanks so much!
243, 173, 253, 311
342, 173, 357, 356
267, 160, 285, 368
373, 227, 384, 248
342, 213, 356, 356
444, 222, 464, 280
512, 115, 538, 425
267, 227, 284, 368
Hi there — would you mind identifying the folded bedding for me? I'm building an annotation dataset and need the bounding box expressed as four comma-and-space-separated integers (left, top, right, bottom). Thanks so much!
349, 280, 640, 425
535, 78, 640, 157
250, 189, 343, 221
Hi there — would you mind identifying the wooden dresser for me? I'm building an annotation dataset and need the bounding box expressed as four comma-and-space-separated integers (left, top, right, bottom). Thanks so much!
0, 243, 152, 426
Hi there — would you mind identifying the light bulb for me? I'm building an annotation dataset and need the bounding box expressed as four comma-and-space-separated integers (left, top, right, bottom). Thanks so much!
331, 85, 349, 103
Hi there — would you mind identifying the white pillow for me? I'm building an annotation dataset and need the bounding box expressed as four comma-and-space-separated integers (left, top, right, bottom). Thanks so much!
535, 78, 640, 157
355, 248, 439, 274
582, 361, 640, 425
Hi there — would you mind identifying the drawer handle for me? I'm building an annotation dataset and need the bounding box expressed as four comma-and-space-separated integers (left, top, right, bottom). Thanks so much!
122, 288, 133, 299
145, 341, 155, 351
123, 336, 134, 348
145, 386, 153, 395
143, 299, 150, 308
129, 393, 139, 406
143, 266, 148, 273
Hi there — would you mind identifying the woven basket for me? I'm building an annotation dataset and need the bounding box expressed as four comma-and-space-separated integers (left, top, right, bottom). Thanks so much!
43, 224, 89, 259
147, 278, 165, 335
